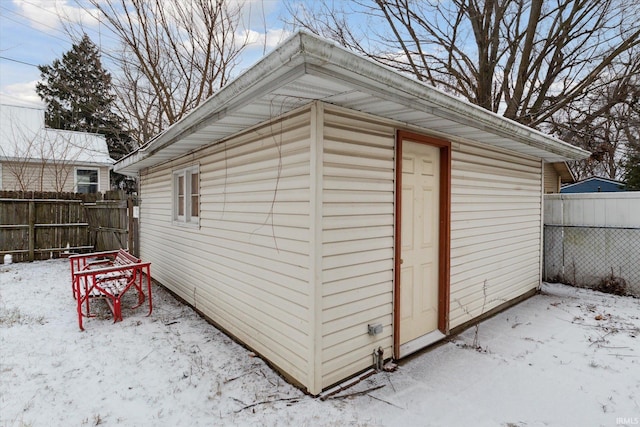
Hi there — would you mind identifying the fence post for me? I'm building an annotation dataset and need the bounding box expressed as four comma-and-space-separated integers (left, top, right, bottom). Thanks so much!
28, 200, 35, 262
127, 197, 133, 253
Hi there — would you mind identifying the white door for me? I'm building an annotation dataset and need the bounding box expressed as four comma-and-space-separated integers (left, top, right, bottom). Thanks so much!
399, 141, 441, 354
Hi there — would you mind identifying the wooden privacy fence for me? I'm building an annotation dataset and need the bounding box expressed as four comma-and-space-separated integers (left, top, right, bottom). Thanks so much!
0, 190, 138, 263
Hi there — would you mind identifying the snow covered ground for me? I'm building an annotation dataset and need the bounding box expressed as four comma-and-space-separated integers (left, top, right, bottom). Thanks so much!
1, 258, 639, 427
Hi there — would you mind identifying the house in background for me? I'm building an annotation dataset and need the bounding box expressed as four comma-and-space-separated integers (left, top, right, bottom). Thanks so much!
561, 176, 626, 193
544, 162, 575, 193
0, 104, 114, 193
114, 32, 589, 395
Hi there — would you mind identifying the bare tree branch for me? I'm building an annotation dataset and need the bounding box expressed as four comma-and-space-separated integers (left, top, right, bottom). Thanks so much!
287, 0, 639, 125
551, 56, 640, 179
0, 108, 101, 192
67, 0, 249, 144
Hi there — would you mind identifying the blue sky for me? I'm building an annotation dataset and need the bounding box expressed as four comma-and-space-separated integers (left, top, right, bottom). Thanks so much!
0, 0, 291, 107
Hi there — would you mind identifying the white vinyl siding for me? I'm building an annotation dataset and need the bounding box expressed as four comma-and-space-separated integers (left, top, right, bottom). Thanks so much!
99, 167, 109, 192
0, 161, 109, 193
1, 162, 47, 191
449, 141, 543, 328
544, 163, 560, 193
139, 109, 313, 387
320, 107, 395, 389
136, 100, 548, 395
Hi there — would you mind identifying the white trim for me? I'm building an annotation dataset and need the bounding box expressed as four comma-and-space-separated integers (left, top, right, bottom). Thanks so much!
546, 192, 640, 201
309, 102, 324, 395
0, 163, 3, 189
398, 330, 445, 358
539, 159, 545, 288
74, 167, 100, 194
0, 157, 111, 167
172, 164, 200, 227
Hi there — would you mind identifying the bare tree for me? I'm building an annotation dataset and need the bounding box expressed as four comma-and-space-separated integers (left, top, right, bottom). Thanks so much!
64, 0, 250, 144
0, 123, 43, 192
551, 55, 640, 179
287, 0, 640, 127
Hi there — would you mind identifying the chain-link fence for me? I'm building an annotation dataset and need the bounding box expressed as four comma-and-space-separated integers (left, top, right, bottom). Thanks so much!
544, 225, 640, 297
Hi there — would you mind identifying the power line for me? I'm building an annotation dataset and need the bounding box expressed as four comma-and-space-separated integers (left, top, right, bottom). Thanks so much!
0, 8, 118, 70
3, 54, 165, 99
19, 0, 121, 46
0, 6, 72, 45
0, 55, 38, 68
0, 3, 128, 72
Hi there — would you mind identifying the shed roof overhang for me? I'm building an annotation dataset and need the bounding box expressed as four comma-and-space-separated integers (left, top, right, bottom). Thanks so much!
552, 162, 576, 183
114, 32, 590, 176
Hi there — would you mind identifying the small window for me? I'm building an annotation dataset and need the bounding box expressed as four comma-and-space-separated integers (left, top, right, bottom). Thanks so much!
173, 165, 199, 226
76, 168, 99, 193
190, 171, 199, 217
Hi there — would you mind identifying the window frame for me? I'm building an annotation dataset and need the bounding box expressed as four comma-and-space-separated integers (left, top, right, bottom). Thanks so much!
75, 167, 100, 194
172, 165, 200, 227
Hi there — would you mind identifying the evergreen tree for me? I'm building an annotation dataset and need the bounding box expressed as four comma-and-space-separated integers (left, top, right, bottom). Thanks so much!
36, 34, 132, 161
624, 145, 640, 190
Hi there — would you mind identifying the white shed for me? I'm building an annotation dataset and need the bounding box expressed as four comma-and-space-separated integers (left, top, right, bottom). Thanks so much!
114, 32, 589, 395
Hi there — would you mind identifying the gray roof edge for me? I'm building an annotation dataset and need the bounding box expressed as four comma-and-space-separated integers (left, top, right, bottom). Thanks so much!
115, 31, 589, 174
114, 32, 310, 174
562, 176, 626, 189
294, 32, 590, 161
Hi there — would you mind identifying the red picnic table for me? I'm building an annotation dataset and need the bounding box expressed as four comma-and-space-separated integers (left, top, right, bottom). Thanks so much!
69, 249, 152, 330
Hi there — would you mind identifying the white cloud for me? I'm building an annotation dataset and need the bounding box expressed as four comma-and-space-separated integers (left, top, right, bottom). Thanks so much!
0, 80, 44, 107
241, 28, 292, 50
264, 28, 291, 48
232, 0, 281, 28
13, 0, 100, 32
233, 0, 290, 51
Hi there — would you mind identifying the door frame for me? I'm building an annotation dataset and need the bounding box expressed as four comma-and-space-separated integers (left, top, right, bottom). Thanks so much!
394, 130, 451, 359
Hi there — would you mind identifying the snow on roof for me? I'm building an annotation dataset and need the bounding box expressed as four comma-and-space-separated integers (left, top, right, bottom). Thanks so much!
0, 103, 114, 166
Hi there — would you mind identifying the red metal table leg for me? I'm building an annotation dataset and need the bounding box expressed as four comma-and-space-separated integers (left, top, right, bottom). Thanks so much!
113, 296, 122, 322
146, 265, 153, 316
75, 277, 85, 331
